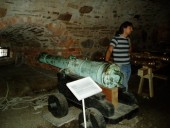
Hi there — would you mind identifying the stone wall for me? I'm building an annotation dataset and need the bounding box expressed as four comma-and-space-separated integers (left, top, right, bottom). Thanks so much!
0, 0, 170, 68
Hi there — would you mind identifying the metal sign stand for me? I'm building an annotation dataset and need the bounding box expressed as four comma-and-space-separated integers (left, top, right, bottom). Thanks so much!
66, 77, 102, 128
82, 99, 87, 128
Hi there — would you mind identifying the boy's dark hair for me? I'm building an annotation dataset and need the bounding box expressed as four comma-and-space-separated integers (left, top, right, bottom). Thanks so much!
115, 21, 133, 36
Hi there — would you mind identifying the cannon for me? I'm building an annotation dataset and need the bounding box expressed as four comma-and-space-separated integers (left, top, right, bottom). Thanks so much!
38, 52, 123, 88
38, 53, 138, 128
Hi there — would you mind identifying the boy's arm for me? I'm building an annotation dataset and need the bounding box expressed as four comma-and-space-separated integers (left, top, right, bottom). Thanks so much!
105, 45, 113, 63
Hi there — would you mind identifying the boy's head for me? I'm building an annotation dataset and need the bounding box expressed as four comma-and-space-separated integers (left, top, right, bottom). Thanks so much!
119, 21, 133, 36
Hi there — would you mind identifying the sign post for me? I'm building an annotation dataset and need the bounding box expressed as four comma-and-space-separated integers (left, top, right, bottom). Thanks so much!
66, 77, 102, 128
82, 99, 87, 128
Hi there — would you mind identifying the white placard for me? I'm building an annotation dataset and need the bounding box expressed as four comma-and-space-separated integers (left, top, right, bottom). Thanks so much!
66, 77, 102, 101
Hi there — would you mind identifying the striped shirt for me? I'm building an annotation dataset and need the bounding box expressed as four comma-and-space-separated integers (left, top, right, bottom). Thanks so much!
110, 35, 130, 64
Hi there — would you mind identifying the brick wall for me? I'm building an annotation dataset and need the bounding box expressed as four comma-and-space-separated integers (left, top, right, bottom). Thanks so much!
0, 0, 170, 69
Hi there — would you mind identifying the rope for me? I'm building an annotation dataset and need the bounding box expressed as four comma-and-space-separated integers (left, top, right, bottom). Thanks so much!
0, 81, 55, 111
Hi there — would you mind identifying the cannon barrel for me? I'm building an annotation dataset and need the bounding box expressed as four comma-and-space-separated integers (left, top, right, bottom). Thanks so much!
38, 53, 123, 88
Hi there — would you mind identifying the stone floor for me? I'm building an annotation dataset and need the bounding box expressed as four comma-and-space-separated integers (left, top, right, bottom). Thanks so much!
0, 64, 170, 128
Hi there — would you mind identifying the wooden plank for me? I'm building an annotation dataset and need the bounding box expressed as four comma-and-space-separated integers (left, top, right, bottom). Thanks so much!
101, 87, 118, 109
154, 74, 168, 80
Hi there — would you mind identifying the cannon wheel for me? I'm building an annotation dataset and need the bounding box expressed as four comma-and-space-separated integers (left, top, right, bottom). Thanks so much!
48, 92, 68, 118
79, 107, 106, 128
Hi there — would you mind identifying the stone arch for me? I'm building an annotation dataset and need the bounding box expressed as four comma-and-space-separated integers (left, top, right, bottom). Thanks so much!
0, 16, 81, 68
0, 16, 74, 47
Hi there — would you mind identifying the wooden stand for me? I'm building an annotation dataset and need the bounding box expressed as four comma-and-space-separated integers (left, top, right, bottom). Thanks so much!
101, 87, 118, 109
137, 66, 154, 97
